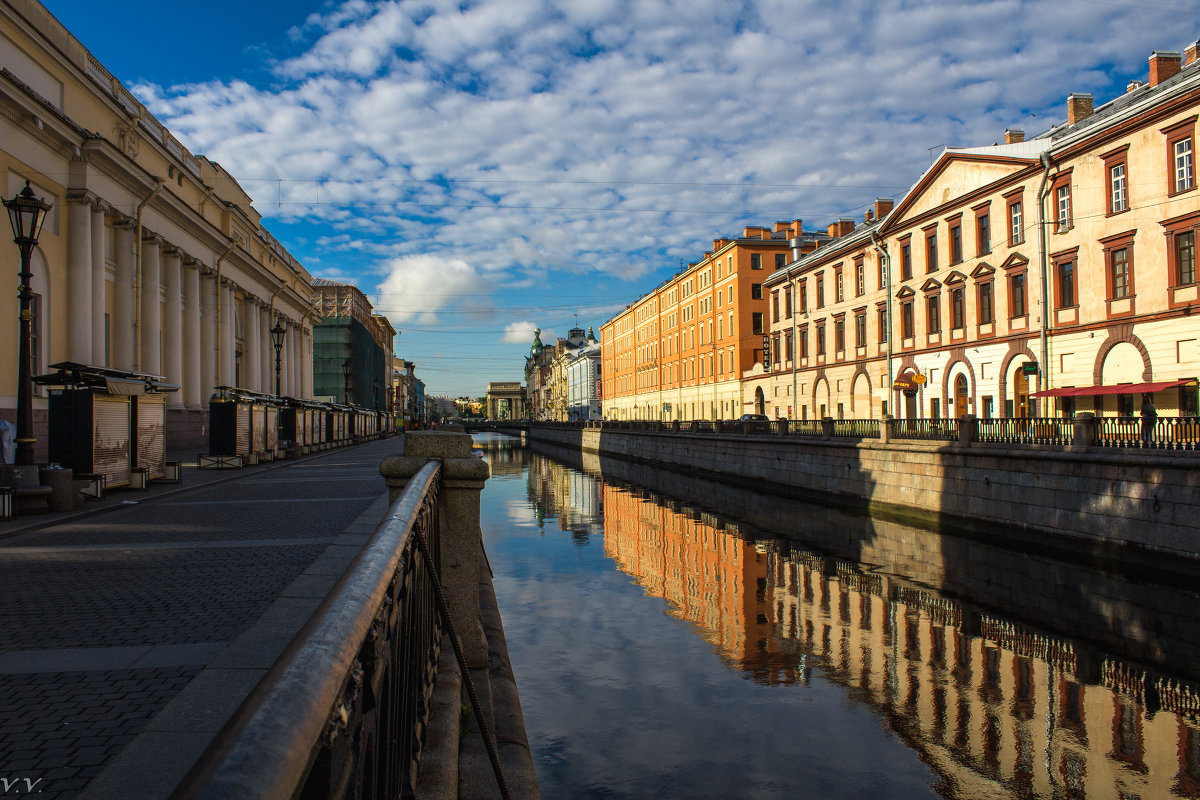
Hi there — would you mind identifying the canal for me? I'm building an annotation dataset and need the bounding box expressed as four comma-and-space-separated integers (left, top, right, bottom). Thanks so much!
475, 433, 1200, 800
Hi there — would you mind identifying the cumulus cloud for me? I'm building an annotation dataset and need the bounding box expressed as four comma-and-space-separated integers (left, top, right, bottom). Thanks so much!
502, 321, 553, 345
374, 253, 490, 325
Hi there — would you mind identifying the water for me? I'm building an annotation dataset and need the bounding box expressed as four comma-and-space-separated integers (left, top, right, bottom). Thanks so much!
476, 433, 1200, 800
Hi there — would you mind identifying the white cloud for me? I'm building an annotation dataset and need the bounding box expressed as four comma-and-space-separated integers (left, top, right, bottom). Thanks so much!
502, 321, 542, 345
373, 253, 491, 325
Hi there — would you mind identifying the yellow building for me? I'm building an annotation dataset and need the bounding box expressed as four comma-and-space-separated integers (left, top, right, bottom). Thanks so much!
601, 223, 827, 421
761, 47, 1200, 421
0, 0, 316, 453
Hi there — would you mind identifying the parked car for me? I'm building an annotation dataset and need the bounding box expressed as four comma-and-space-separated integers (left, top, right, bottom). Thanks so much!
736, 413, 770, 424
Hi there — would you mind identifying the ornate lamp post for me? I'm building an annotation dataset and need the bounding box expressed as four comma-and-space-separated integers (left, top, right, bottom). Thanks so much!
270, 318, 286, 397
4, 181, 53, 466
342, 358, 352, 405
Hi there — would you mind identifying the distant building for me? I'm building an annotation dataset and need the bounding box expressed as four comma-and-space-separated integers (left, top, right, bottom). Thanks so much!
311, 279, 394, 407
567, 328, 601, 420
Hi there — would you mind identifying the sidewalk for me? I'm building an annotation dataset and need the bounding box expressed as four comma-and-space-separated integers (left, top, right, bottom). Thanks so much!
0, 438, 402, 799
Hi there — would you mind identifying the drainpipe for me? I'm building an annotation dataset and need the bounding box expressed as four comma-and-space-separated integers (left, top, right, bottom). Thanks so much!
213, 239, 236, 389
870, 230, 893, 415
133, 179, 165, 371
1037, 152, 1055, 410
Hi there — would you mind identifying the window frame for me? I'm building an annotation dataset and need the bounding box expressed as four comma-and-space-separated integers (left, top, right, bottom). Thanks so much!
750, 253, 763, 270
854, 309, 867, 348
1162, 210, 1200, 296
924, 224, 939, 273
815, 273, 825, 308
1163, 116, 1198, 197
947, 214, 963, 265
1005, 188, 1024, 246
977, 279, 994, 327
949, 285, 965, 330
834, 266, 844, 303
899, 235, 913, 281
1100, 230, 1137, 318
1053, 250, 1078, 310
1009, 271, 1027, 320
974, 202, 991, 256
854, 256, 865, 297
899, 298, 914, 341
925, 291, 941, 335
1051, 169, 1073, 234
1103, 145, 1131, 216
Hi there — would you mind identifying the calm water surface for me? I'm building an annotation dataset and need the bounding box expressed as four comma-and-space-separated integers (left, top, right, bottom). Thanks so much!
476, 433, 1200, 800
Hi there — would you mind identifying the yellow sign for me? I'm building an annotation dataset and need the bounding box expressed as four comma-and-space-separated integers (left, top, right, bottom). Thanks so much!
912, 372, 927, 385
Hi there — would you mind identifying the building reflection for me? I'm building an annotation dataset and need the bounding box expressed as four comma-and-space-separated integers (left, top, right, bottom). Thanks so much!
524, 447, 1200, 800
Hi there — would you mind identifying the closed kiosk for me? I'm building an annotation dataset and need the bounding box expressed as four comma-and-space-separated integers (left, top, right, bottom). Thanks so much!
133, 393, 167, 480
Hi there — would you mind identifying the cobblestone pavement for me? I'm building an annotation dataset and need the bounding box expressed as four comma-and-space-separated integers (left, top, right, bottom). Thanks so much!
0, 438, 403, 798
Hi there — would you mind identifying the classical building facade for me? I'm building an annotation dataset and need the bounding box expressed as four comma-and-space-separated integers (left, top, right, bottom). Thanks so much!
1, 0, 316, 453
566, 329, 601, 421
600, 223, 828, 421
758, 46, 1200, 421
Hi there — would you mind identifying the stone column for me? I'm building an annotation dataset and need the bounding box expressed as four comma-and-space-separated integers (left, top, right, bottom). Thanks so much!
380, 431, 491, 668
139, 235, 162, 375
182, 261, 202, 408
957, 414, 977, 447
1071, 412, 1096, 452
90, 203, 107, 366
246, 301, 262, 394
302, 328, 312, 400
162, 248, 183, 405
199, 270, 216, 402
220, 281, 236, 387
288, 325, 299, 398
66, 195, 93, 363
112, 224, 136, 371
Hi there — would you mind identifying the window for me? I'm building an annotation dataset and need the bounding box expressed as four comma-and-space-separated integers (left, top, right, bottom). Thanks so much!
799, 327, 809, 359
949, 219, 963, 264
1110, 248, 1129, 298
784, 287, 792, 318
1177, 230, 1196, 285
816, 323, 826, 356
878, 306, 888, 343
1010, 273, 1026, 318
854, 311, 867, 347
784, 331, 793, 361
1110, 163, 1128, 213
855, 258, 865, 296
1053, 174, 1073, 232
950, 286, 965, 329
752, 312, 763, 334
926, 294, 940, 334
772, 334, 781, 367
976, 210, 990, 255
1008, 197, 1024, 246
816, 274, 825, 308
834, 318, 845, 352
775, 253, 786, 270
835, 268, 844, 302
1056, 259, 1076, 308
771, 293, 780, 322
925, 227, 938, 272
1164, 117, 1198, 196
978, 281, 993, 324
900, 300, 914, 339
750, 253, 762, 269
900, 238, 913, 280
798, 280, 808, 313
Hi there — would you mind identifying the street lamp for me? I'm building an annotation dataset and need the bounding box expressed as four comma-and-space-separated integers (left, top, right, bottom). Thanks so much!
342, 358, 352, 405
4, 180, 53, 466
270, 318, 286, 397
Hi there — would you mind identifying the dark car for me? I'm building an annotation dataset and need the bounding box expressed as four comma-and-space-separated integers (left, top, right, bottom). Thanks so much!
736, 413, 770, 424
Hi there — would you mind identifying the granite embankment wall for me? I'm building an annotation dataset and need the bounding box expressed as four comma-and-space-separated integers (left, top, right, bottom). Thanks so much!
527, 426, 1200, 562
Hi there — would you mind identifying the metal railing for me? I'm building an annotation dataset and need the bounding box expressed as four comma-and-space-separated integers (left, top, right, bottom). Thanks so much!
785, 420, 824, 437
832, 419, 881, 439
889, 417, 960, 441
1096, 415, 1200, 451
977, 417, 1074, 446
179, 462, 445, 800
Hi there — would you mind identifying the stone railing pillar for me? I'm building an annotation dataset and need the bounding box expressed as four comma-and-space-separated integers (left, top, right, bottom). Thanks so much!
776, 419, 787, 437
380, 431, 491, 668
958, 414, 978, 446
1071, 412, 1096, 451
671, 420, 681, 433
821, 416, 834, 440
879, 414, 893, 443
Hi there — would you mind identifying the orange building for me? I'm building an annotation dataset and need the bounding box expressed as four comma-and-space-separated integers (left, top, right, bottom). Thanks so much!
600, 223, 827, 421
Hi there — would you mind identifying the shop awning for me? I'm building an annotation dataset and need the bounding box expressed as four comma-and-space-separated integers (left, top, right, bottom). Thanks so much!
1032, 378, 1196, 398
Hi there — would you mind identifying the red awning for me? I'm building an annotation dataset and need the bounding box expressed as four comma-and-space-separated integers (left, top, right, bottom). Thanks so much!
1031, 379, 1196, 398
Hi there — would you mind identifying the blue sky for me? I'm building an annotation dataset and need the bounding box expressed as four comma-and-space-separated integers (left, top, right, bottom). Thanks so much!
42, 0, 1196, 397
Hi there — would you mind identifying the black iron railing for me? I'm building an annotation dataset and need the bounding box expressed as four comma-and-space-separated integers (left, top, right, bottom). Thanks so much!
890, 417, 959, 441
977, 417, 1074, 446
785, 420, 824, 437
179, 462, 444, 800
832, 419, 881, 439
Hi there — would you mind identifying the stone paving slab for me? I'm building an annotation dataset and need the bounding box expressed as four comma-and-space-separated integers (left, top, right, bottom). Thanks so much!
0, 437, 404, 799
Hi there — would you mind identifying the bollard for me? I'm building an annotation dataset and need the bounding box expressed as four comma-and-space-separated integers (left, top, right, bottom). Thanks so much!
821, 416, 834, 440
958, 414, 978, 447
1071, 412, 1096, 451
381, 431, 491, 669
879, 414, 893, 444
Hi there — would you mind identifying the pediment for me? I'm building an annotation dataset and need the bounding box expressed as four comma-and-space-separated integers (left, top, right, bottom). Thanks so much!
896, 285, 916, 299
883, 152, 1037, 231
1000, 252, 1029, 271
970, 262, 996, 278
944, 270, 968, 285
920, 278, 943, 292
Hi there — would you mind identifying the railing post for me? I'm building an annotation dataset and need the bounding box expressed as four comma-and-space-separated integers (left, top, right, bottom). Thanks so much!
958, 414, 977, 446
879, 415, 893, 444
1071, 411, 1096, 452
381, 430, 491, 668
776, 419, 787, 437
821, 416, 834, 440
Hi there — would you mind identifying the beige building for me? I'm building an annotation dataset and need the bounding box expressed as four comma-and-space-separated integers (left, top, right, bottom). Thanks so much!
758, 46, 1200, 422
0, 0, 316, 453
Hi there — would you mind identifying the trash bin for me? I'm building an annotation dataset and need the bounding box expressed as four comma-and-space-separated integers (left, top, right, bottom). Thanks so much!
39, 466, 75, 512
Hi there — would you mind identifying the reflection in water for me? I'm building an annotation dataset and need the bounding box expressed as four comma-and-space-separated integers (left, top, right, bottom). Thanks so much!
477, 434, 1200, 800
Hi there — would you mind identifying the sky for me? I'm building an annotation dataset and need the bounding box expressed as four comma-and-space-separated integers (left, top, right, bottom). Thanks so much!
40, 0, 1198, 398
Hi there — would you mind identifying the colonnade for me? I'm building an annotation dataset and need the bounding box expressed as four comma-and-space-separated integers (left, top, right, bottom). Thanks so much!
62, 191, 312, 409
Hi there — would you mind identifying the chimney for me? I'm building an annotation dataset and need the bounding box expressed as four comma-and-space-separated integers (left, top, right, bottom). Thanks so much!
791, 219, 803, 237
1004, 128, 1024, 144
865, 209, 874, 223
827, 222, 839, 238
1067, 93, 1093, 124
1149, 51, 1182, 87
1127, 80, 1146, 93
1186, 41, 1199, 67
774, 221, 789, 233
873, 198, 894, 219
836, 218, 855, 237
